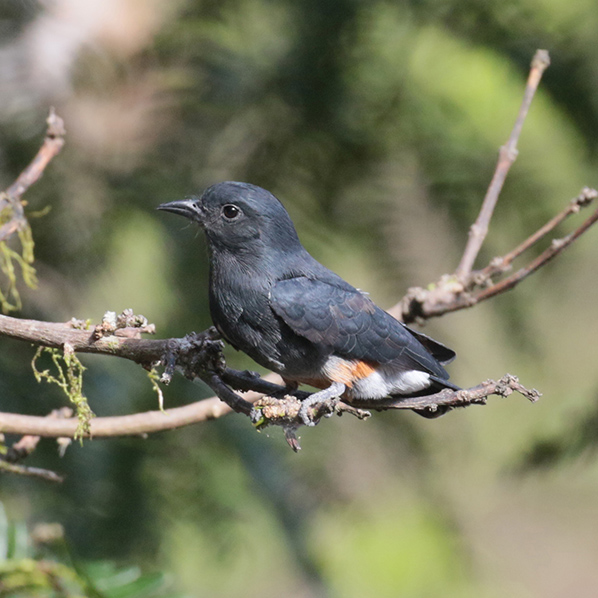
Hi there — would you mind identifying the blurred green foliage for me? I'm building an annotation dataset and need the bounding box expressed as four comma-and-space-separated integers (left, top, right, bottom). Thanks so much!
0, 503, 178, 597
1, 0, 598, 596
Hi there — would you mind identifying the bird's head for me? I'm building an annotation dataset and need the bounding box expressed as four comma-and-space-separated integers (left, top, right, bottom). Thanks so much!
158, 182, 303, 258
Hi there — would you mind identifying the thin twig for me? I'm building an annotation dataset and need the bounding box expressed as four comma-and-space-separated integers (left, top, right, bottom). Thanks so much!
197, 371, 254, 416
5, 434, 41, 461
455, 50, 551, 282
360, 374, 540, 410
0, 109, 65, 243
473, 187, 598, 283
476, 203, 598, 302
0, 460, 64, 483
392, 187, 598, 324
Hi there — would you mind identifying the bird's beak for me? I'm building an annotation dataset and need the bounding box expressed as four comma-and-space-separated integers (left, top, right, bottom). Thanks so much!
157, 199, 204, 223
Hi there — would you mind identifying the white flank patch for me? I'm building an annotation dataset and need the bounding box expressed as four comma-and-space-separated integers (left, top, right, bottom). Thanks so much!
351, 368, 431, 400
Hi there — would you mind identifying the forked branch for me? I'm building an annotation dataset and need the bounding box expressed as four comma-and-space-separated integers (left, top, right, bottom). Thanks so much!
455, 49, 551, 282
393, 186, 598, 324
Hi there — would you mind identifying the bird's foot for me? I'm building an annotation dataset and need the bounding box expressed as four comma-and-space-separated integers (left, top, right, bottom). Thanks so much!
298, 382, 346, 427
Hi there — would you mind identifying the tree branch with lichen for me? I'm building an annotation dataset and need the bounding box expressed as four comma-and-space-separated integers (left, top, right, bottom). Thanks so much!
0, 109, 65, 313
0, 318, 540, 452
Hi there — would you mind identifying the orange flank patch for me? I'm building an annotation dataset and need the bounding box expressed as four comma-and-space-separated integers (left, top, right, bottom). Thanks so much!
351, 360, 377, 380
323, 358, 377, 388
287, 358, 378, 390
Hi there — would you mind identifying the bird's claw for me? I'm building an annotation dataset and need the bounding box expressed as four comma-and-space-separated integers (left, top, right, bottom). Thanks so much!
299, 405, 317, 427
298, 382, 345, 426
298, 399, 339, 426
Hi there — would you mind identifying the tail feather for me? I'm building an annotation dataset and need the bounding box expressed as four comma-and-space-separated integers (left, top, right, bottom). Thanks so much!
404, 326, 456, 365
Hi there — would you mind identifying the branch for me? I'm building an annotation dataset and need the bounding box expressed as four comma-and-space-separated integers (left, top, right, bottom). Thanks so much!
454, 50, 551, 282
0, 313, 168, 365
0, 108, 65, 243
358, 374, 540, 410
475, 197, 598, 302
0, 460, 64, 483
257, 375, 540, 419
0, 309, 539, 452
0, 315, 290, 438
474, 187, 598, 283
0, 391, 255, 438
392, 187, 598, 323
244, 374, 540, 450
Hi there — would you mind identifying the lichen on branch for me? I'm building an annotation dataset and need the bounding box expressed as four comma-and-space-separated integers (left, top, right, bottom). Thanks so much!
31, 345, 94, 440
0, 222, 37, 313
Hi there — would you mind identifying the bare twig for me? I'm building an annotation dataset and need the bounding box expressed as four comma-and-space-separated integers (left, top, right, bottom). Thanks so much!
476, 202, 598, 302
5, 433, 42, 461
0, 408, 73, 481
455, 50, 551, 282
0, 460, 64, 483
0, 109, 65, 243
474, 187, 598, 283
392, 187, 598, 324
0, 393, 257, 438
359, 374, 540, 410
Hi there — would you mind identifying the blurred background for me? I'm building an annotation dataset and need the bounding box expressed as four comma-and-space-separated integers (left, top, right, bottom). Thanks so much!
1, 0, 598, 596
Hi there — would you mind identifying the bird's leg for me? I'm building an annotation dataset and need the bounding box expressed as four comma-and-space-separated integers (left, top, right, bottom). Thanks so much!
299, 382, 345, 427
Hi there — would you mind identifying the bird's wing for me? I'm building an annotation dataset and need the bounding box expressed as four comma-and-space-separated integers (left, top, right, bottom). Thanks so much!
270, 277, 452, 379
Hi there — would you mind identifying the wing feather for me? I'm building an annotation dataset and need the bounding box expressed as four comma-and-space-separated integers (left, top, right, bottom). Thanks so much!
271, 277, 452, 380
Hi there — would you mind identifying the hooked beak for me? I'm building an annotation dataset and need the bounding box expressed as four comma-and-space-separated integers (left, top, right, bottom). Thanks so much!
157, 199, 204, 223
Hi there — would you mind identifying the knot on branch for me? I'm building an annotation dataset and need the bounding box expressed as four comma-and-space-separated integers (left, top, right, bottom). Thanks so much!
93, 308, 155, 339
572, 187, 598, 210
160, 327, 225, 384
396, 276, 474, 324
46, 107, 66, 139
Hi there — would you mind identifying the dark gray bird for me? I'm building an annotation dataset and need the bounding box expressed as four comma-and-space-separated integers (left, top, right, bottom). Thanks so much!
158, 182, 458, 425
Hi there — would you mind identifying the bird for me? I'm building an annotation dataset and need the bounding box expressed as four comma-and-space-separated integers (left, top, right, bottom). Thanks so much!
158, 181, 459, 425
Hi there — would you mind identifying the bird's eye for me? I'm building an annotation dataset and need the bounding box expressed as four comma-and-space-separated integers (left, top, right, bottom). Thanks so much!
222, 204, 241, 221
